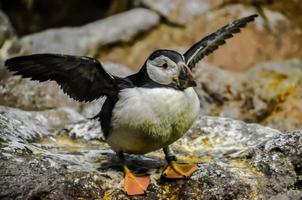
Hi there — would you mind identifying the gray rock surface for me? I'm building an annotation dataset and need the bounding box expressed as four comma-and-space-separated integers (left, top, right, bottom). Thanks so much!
140, 0, 212, 25
1, 106, 301, 199
1, 0, 134, 36
0, 75, 81, 111
1, 2, 302, 199
20, 8, 160, 56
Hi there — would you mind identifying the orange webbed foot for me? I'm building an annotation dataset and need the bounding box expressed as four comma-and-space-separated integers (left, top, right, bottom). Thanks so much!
162, 161, 198, 179
124, 167, 150, 196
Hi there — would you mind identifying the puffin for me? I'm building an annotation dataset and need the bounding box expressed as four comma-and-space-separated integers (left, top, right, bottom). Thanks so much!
5, 14, 257, 196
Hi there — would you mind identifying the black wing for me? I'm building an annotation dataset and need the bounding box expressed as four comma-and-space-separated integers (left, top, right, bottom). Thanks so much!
184, 14, 258, 69
5, 54, 118, 102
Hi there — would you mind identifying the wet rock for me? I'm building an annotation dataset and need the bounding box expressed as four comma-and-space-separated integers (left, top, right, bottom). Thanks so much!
0, 106, 50, 143
33, 107, 85, 127
20, 8, 160, 56
176, 116, 281, 158
2, 105, 301, 199
250, 130, 302, 199
0, 76, 81, 111
0, 105, 83, 142
59, 119, 103, 141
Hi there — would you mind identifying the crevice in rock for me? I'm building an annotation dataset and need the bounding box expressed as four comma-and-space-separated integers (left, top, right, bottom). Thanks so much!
293, 166, 302, 190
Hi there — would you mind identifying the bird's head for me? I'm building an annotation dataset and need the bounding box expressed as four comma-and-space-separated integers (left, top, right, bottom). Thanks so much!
145, 50, 196, 89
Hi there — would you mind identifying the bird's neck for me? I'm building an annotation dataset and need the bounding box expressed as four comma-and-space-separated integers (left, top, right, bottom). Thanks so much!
127, 64, 181, 90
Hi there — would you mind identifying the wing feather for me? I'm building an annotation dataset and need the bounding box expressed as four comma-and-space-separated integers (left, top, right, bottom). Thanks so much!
184, 14, 258, 69
5, 54, 118, 102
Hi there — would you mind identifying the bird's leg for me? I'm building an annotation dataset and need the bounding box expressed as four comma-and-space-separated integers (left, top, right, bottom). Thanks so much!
162, 146, 198, 179
117, 152, 150, 196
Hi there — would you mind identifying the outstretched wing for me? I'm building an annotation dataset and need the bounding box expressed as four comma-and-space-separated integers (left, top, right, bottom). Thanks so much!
5, 54, 118, 102
184, 14, 258, 69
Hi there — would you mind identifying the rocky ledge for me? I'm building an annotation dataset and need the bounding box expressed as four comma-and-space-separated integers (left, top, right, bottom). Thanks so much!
0, 106, 301, 199
1, 1, 302, 199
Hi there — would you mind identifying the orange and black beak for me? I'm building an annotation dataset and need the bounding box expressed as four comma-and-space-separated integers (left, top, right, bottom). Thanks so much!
173, 63, 196, 89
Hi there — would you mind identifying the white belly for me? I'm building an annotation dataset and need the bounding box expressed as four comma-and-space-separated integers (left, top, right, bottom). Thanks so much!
107, 87, 200, 154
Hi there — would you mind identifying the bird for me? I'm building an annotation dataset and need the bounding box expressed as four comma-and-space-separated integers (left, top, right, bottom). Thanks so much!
5, 14, 258, 196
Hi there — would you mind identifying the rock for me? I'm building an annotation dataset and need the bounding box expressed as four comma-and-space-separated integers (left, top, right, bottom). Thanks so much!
0, 10, 23, 64
99, 4, 302, 72
58, 119, 103, 141
0, 106, 50, 143
225, 0, 302, 32
191, 4, 302, 71
20, 8, 160, 56
140, 0, 214, 25
1, 2, 301, 198
103, 61, 134, 77
175, 116, 281, 158
0, 105, 84, 141
32, 107, 85, 127
1, 0, 136, 36
245, 59, 302, 131
0, 76, 81, 111
266, 0, 302, 31
250, 130, 302, 199
193, 59, 302, 131
2, 105, 301, 199
0, 10, 23, 81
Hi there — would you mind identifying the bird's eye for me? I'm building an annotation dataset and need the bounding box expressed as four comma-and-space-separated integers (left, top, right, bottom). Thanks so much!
162, 63, 168, 69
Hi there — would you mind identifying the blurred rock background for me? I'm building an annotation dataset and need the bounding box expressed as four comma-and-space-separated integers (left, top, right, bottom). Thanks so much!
0, 0, 301, 199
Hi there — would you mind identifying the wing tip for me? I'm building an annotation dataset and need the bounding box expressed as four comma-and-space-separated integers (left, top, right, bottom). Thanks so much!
184, 13, 258, 68
5, 57, 19, 72
243, 14, 259, 22
5, 57, 14, 67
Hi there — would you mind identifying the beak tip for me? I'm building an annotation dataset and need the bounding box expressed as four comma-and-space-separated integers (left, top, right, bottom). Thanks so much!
178, 63, 196, 89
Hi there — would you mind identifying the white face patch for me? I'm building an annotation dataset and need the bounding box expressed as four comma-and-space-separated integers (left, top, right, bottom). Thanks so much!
146, 56, 180, 85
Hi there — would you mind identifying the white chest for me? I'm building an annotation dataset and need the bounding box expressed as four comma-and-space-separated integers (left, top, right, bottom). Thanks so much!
107, 87, 200, 154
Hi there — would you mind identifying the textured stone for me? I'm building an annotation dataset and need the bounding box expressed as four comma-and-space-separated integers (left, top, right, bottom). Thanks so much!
1, 0, 135, 36
0, 10, 22, 64
2, 106, 301, 199
0, 10, 23, 81
140, 0, 213, 25
20, 8, 160, 56
99, 4, 302, 72
0, 76, 81, 111
193, 59, 302, 131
